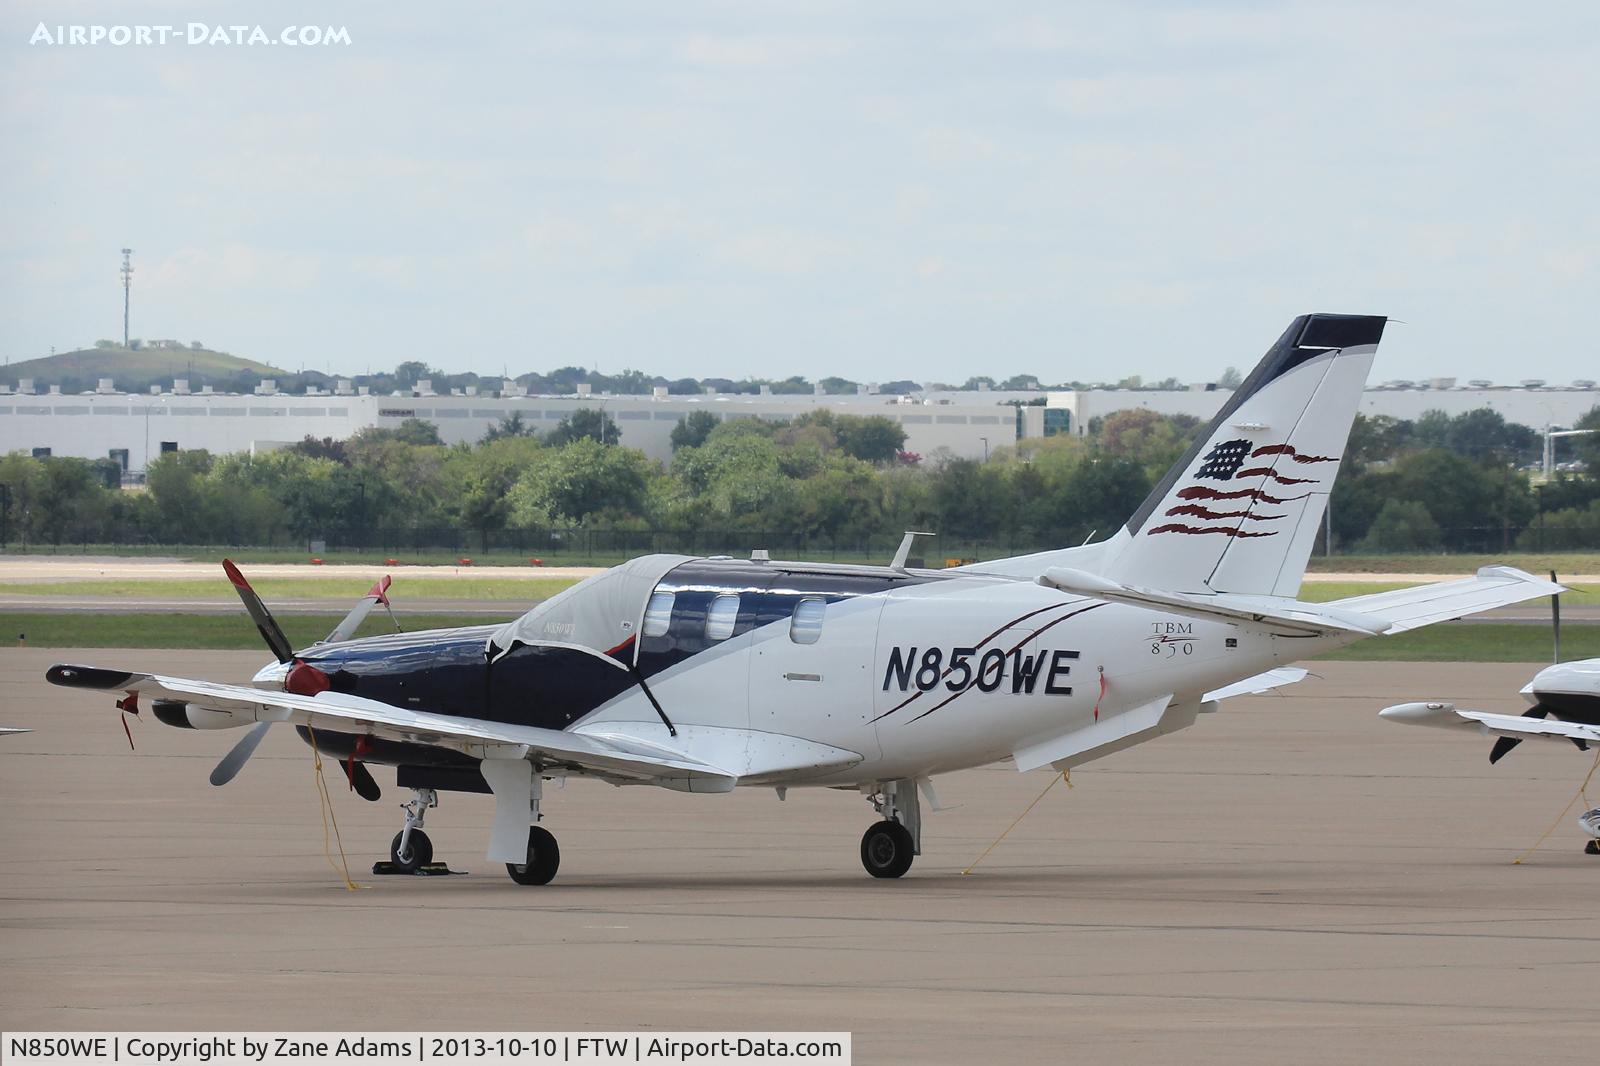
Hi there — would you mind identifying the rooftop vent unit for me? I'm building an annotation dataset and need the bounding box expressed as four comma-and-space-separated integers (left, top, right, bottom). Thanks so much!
173, 379, 190, 394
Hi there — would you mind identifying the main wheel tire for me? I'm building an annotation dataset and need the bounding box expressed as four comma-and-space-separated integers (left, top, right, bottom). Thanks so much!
860, 820, 915, 879
507, 825, 560, 885
390, 829, 433, 873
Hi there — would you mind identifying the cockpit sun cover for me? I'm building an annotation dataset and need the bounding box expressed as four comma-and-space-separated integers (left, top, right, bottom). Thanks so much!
487, 553, 692, 667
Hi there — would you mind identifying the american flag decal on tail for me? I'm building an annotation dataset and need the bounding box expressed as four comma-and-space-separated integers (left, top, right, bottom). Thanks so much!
1148, 439, 1336, 539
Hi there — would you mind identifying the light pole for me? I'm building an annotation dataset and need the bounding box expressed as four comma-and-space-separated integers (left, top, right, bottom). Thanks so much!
1543, 425, 1597, 477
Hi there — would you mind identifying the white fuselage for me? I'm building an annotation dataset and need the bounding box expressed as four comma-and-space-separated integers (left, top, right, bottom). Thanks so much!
572, 573, 1349, 785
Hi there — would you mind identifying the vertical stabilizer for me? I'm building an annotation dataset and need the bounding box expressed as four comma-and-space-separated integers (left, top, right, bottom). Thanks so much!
1103, 314, 1386, 596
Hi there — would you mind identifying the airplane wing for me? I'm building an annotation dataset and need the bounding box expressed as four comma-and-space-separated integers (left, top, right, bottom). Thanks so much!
46, 665, 737, 793
0, 727, 29, 736
1380, 701, 1600, 747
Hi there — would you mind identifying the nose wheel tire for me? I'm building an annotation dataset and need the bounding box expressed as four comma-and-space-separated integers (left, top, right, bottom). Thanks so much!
389, 829, 433, 873
860, 820, 915, 879
507, 825, 561, 885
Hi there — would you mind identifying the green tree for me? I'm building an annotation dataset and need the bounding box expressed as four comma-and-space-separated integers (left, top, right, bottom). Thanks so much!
145, 450, 215, 541
832, 415, 907, 463
1573, 405, 1600, 471
546, 408, 620, 446
452, 436, 544, 536
931, 458, 1010, 540
1096, 409, 1194, 479
481, 411, 537, 444
1358, 499, 1443, 553
393, 418, 443, 446
1518, 499, 1600, 551
506, 439, 655, 525
393, 361, 433, 389
1345, 414, 1411, 470
670, 410, 719, 451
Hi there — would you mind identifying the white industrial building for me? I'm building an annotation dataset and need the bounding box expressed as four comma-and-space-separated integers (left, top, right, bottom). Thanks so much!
0, 381, 1027, 474
1043, 384, 1600, 437
1, 376, 1595, 476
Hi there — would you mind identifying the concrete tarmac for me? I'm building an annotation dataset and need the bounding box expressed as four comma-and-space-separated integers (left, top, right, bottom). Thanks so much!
3, 651, 1599, 1062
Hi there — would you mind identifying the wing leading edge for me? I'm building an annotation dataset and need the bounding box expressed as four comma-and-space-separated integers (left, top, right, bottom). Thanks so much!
47, 666, 737, 793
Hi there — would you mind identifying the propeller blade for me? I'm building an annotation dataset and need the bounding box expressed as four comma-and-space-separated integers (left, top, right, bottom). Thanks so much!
224, 559, 294, 664
324, 576, 392, 644
1488, 705, 1550, 764
343, 758, 382, 802
210, 721, 272, 785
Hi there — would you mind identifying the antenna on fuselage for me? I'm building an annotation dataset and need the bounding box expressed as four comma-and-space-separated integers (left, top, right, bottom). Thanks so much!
891, 531, 936, 571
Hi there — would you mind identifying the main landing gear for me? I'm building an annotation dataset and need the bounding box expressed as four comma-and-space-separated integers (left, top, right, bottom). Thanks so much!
386, 778, 565, 885
508, 825, 561, 885
860, 779, 921, 879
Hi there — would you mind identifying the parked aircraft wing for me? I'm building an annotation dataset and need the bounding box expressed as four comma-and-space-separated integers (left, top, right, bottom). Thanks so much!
1328, 566, 1565, 634
46, 666, 737, 792
1380, 701, 1600, 746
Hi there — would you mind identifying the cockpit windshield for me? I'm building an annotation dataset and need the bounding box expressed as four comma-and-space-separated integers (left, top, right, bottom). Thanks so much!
487, 553, 692, 666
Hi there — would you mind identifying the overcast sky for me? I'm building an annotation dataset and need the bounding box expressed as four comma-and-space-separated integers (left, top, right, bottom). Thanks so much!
3, 1, 1597, 385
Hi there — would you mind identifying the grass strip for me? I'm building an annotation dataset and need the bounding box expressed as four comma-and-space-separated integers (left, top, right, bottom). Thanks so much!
2, 612, 508, 651
0, 577, 580, 601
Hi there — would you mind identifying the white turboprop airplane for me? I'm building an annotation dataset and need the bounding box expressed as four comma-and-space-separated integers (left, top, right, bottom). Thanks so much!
47, 314, 1566, 884
1380, 658, 1600, 853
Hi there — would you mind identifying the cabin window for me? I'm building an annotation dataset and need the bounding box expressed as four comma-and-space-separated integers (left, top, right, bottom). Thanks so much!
642, 591, 675, 638
705, 593, 741, 641
790, 598, 825, 644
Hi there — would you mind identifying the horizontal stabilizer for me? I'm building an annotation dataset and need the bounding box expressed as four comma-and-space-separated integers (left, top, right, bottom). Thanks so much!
1204, 667, 1308, 702
1037, 567, 1387, 636
1329, 566, 1564, 634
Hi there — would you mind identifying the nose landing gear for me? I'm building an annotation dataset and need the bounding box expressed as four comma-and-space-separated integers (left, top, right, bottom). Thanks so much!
388, 787, 438, 874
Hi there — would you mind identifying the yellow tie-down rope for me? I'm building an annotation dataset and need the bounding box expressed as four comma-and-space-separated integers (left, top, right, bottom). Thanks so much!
305, 725, 366, 891
1512, 748, 1600, 865
962, 768, 1071, 875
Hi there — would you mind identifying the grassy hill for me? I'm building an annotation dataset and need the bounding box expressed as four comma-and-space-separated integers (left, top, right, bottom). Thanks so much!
3, 345, 292, 392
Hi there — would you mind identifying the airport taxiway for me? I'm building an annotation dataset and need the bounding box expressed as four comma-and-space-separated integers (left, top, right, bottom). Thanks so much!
2, 651, 1599, 1062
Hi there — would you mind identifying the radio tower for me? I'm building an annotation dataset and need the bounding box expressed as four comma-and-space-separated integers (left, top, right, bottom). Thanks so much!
120, 248, 134, 348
